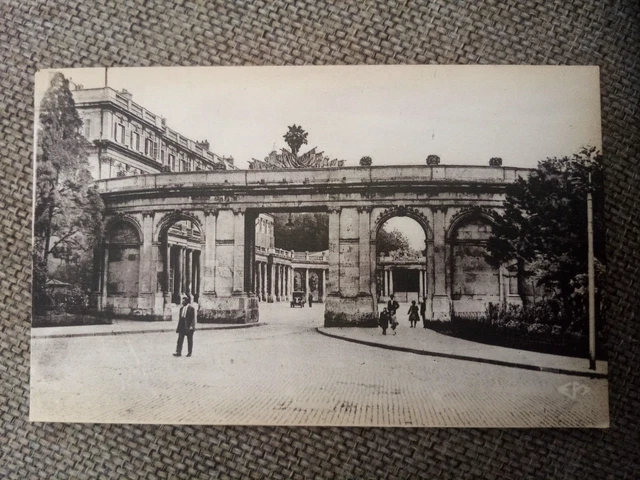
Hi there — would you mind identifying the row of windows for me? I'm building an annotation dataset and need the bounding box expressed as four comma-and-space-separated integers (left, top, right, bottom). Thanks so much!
111, 120, 206, 173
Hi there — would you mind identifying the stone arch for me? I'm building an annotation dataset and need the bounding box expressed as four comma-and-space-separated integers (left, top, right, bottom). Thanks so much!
373, 206, 431, 303
446, 206, 496, 241
446, 207, 500, 314
154, 209, 205, 244
373, 205, 433, 242
104, 215, 142, 245
154, 210, 205, 304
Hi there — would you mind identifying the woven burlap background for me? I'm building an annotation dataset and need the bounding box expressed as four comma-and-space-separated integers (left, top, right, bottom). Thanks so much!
2, 1, 639, 478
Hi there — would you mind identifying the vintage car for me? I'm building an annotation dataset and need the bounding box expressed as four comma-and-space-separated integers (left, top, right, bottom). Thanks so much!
290, 291, 306, 308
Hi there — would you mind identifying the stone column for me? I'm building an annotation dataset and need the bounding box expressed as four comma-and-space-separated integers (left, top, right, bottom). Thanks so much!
389, 268, 394, 295
262, 262, 267, 301
358, 207, 372, 295
281, 265, 285, 301
185, 249, 192, 296
321, 268, 326, 302
232, 209, 246, 294
268, 258, 274, 302
197, 208, 258, 324
137, 212, 157, 317
324, 206, 376, 327
101, 246, 109, 305
201, 209, 217, 297
305, 268, 310, 298
383, 269, 388, 297
176, 246, 183, 297
432, 207, 451, 320
326, 207, 340, 295
419, 269, 424, 299
243, 212, 256, 296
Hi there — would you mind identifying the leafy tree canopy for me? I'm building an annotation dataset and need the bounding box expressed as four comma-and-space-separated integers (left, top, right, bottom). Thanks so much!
33, 72, 104, 312
273, 213, 328, 252
377, 227, 417, 257
283, 124, 308, 156
486, 147, 604, 308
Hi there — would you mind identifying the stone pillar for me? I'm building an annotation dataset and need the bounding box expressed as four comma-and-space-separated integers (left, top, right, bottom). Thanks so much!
324, 206, 377, 327
176, 246, 183, 298
201, 209, 217, 296
185, 249, 192, 296
321, 268, 326, 302
432, 207, 451, 320
244, 212, 256, 296
136, 212, 157, 318
326, 207, 340, 294
262, 262, 267, 301
383, 269, 388, 297
389, 268, 394, 295
281, 265, 285, 301
419, 269, 424, 299
197, 208, 258, 324
267, 257, 274, 303
101, 246, 109, 305
305, 268, 310, 298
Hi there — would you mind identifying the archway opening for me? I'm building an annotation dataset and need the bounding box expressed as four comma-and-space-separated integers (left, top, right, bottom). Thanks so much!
376, 216, 427, 305
249, 210, 328, 325
160, 218, 203, 305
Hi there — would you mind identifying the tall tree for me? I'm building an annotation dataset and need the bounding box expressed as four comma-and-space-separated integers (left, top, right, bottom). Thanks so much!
377, 227, 414, 257
33, 72, 104, 313
273, 213, 328, 252
283, 124, 308, 156
486, 147, 604, 313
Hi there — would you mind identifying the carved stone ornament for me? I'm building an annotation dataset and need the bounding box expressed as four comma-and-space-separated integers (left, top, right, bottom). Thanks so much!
374, 206, 431, 237
447, 205, 497, 237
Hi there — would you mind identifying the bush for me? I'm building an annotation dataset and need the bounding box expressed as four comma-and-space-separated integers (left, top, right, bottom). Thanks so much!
50, 286, 90, 314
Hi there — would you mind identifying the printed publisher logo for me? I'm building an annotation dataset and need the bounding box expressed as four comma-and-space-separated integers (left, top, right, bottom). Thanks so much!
558, 381, 590, 400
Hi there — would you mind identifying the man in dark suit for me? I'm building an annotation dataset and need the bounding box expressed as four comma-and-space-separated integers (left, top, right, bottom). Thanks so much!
420, 297, 427, 328
173, 295, 196, 357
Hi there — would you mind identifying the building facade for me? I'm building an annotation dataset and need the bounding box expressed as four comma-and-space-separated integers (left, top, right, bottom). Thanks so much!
72, 86, 236, 180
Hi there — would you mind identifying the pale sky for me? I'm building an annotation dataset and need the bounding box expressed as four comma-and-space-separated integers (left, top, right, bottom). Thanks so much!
35, 65, 602, 170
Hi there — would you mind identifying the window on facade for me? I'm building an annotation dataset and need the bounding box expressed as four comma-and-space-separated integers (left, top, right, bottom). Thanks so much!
84, 119, 91, 139
114, 123, 125, 143
160, 150, 165, 164
181, 159, 187, 172
169, 154, 175, 170
133, 132, 140, 151
152, 141, 158, 159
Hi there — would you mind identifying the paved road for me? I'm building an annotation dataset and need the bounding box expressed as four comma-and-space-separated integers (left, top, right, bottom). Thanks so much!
31, 303, 608, 427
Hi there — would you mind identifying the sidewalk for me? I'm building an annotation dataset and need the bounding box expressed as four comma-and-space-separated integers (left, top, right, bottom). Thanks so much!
32, 318, 264, 339
316, 325, 608, 379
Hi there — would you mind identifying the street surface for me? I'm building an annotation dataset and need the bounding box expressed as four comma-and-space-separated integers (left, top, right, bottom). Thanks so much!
31, 303, 608, 427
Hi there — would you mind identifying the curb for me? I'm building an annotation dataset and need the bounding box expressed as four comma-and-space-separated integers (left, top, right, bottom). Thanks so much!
32, 322, 265, 339
315, 328, 607, 380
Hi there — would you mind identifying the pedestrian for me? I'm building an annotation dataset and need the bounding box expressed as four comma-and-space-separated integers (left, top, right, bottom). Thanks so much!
408, 300, 419, 328
379, 307, 389, 335
420, 297, 427, 328
173, 294, 196, 357
308, 292, 313, 307
387, 294, 399, 334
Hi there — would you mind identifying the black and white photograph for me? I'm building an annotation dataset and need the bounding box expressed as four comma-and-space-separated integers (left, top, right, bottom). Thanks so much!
31, 65, 608, 427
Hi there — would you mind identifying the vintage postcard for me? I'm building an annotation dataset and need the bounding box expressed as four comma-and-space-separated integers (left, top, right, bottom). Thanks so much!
31, 65, 608, 426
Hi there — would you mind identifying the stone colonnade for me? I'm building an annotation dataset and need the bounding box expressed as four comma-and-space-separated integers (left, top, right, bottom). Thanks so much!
96, 204, 502, 326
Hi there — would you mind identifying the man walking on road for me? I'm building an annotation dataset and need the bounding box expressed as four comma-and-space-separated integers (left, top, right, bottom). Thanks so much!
308, 292, 313, 307
174, 295, 196, 357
